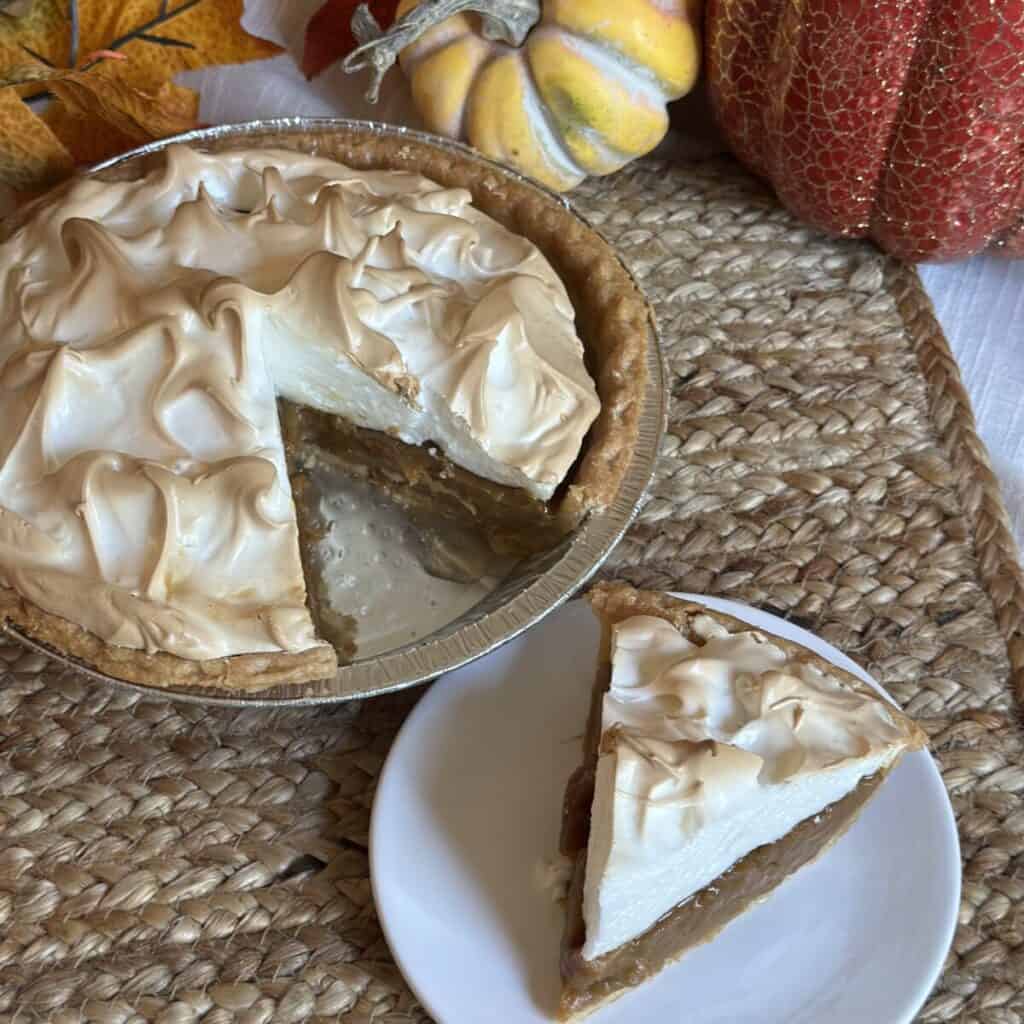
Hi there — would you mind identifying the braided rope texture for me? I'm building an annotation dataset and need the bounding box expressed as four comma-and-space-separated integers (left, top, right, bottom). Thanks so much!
1, 156, 1021, 1023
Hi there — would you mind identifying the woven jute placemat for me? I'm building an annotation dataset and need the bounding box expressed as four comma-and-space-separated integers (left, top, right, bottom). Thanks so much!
1, 155, 1021, 1024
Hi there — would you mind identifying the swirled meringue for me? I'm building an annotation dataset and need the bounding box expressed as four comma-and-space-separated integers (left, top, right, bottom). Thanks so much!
0, 144, 599, 662
582, 613, 919, 960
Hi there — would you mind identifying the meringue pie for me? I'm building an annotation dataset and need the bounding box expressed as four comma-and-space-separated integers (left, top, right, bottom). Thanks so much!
0, 142, 646, 691
558, 583, 926, 1019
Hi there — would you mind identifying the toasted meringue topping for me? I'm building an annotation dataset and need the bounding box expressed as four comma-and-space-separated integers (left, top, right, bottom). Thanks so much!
581, 612, 918, 960
600, 614, 908, 788
0, 144, 599, 662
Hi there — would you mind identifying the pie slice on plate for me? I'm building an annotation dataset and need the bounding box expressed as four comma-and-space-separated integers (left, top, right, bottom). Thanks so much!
559, 582, 927, 1019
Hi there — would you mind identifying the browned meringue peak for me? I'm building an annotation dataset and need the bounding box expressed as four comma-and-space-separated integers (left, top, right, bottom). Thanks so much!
603, 613, 910, 788
0, 144, 599, 662
0, 453, 315, 658
0, 292, 313, 660
10, 144, 598, 492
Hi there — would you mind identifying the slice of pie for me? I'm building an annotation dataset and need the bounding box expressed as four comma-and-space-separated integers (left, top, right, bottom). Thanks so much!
0, 139, 647, 691
559, 582, 927, 1019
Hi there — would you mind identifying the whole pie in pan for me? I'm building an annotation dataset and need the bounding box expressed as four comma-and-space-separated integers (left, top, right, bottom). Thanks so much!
0, 137, 649, 692
558, 582, 927, 1019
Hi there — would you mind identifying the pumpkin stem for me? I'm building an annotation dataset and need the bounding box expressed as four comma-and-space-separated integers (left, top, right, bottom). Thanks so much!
343, 0, 541, 102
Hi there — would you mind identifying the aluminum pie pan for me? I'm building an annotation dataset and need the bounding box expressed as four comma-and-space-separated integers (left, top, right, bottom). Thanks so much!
2, 117, 666, 706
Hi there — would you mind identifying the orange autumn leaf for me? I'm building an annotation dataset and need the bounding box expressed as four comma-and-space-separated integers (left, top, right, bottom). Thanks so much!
0, 0, 281, 190
0, 61, 196, 138
43, 77, 198, 166
0, 87, 72, 189
68, 0, 280, 94
0, 0, 73, 70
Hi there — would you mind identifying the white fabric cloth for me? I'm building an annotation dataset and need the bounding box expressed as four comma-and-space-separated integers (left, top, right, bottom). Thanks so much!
919, 259, 1023, 552
178, 0, 1024, 553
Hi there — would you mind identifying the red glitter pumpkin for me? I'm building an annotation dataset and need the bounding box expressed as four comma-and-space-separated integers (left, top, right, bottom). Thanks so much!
705, 0, 1024, 262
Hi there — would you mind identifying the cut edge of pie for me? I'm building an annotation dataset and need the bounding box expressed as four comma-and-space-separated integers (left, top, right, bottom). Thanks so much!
558, 582, 928, 1020
0, 130, 652, 692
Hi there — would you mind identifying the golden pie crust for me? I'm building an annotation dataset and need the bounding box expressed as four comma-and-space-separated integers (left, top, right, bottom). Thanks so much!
0, 130, 652, 692
558, 582, 927, 1020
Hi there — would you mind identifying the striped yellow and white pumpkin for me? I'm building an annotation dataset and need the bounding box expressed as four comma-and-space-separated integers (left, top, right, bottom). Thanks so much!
351, 0, 700, 191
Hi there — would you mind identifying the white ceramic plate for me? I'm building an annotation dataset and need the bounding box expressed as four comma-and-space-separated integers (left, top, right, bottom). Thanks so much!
371, 594, 960, 1024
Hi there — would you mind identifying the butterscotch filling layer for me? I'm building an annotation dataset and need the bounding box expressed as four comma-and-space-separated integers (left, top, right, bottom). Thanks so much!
283, 405, 573, 557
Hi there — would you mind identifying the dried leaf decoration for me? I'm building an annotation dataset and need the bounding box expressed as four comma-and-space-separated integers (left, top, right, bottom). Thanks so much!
4, 59, 195, 138
302, 0, 398, 80
0, 0, 281, 192
0, 87, 68, 189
